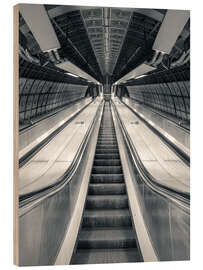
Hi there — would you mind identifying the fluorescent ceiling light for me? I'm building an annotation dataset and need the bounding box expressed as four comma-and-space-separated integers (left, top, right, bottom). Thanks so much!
66, 72, 79, 78
19, 4, 60, 52
57, 61, 98, 83
115, 64, 155, 84
152, 10, 190, 54
135, 74, 147, 79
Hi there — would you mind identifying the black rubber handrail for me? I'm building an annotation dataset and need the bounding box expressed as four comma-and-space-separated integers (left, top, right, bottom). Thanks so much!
126, 98, 190, 133
19, 100, 93, 168
19, 100, 104, 208
112, 101, 190, 209
120, 99, 190, 167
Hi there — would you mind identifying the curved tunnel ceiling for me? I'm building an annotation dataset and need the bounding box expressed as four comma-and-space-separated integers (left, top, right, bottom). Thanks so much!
19, 5, 190, 84
80, 7, 132, 76
18, 4, 190, 128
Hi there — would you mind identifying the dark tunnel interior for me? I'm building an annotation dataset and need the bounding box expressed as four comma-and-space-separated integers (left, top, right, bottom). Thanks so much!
18, 5, 190, 130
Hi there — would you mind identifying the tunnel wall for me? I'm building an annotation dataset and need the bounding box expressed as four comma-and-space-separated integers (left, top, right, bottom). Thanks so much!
126, 80, 190, 122
19, 77, 88, 125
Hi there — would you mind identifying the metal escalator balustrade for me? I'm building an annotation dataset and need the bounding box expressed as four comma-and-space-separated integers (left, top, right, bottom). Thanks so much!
111, 100, 190, 261
18, 100, 103, 266
71, 101, 142, 264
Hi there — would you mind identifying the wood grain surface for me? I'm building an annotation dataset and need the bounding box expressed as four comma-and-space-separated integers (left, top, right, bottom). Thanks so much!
13, 4, 19, 266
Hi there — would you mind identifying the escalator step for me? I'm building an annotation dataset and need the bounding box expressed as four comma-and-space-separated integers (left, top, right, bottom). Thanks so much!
82, 209, 131, 227
94, 154, 120, 160
99, 132, 115, 136
96, 145, 118, 150
97, 141, 117, 145
86, 195, 128, 209
92, 166, 122, 174
97, 141, 117, 144
98, 137, 116, 141
71, 248, 141, 264
98, 138, 116, 141
96, 149, 119, 154
88, 183, 126, 195
91, 174, 124, 183
94, 159, 121, 166
99, 131, 115, 133
77, 227, 137, 249
99, 134, 116, 137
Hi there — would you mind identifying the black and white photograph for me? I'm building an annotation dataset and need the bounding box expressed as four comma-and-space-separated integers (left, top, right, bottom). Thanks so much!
13, 3, 190, 266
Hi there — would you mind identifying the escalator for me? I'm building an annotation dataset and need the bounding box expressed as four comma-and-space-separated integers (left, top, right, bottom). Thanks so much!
18, 99, 189, 266
71, 101, 142, 264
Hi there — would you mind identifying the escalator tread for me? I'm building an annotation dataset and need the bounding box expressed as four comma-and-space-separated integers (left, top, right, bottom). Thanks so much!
71, 248, 142, 264
71, 101, 141, 264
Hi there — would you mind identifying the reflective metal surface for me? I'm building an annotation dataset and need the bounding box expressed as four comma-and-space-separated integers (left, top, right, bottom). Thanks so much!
19, 103, 103, 266
135, 177, 190, 260
116, 107, 190, 261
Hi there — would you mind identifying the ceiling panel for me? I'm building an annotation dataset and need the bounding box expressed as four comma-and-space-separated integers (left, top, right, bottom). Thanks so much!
81, 7, 132, 75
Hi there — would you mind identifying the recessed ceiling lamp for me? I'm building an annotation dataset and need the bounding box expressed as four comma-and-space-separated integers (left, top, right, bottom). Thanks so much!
135, 74, 147, 80
66, 72, 79, 78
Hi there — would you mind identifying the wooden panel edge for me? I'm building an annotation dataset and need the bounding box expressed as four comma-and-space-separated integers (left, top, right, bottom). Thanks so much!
13, 4, 19, 266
